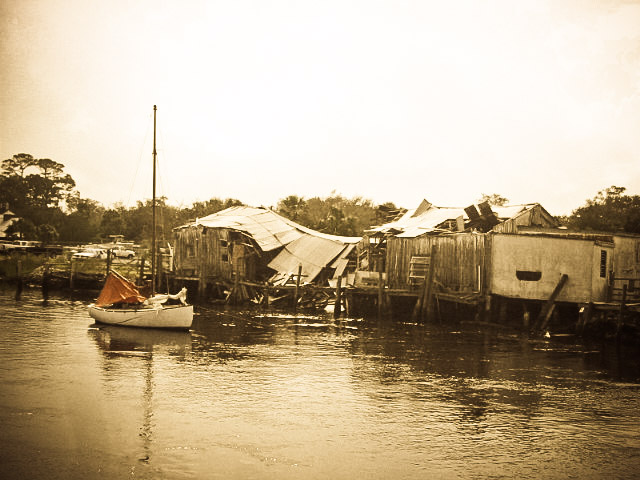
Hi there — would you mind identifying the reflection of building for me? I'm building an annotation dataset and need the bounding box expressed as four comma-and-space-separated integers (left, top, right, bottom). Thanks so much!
0, 204, 20, 239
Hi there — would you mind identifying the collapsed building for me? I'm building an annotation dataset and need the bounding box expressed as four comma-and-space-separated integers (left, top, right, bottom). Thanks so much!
172, 206, 359, 299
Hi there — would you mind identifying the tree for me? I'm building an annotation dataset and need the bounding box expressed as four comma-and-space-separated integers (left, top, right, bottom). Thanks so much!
277, 195, 306, 222
567, 186, 640, 233
58, 197, 104, 242
1, 153, 37, 177
174, 197, 243, 226
1, 154, 77, 212
36, 224, 59, 243
478, 193, 509, 206
5, 218, 36, 240
0, 175, 29, 210
275, 192, 382, 236
0, 153, 79, 241
25, 158, 76, 208
100, 205, 128, 238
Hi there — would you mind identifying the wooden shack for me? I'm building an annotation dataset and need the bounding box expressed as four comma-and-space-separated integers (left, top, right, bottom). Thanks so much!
359, 201, 558, 293
386, 232, 486, 293
172, 206, 360, 297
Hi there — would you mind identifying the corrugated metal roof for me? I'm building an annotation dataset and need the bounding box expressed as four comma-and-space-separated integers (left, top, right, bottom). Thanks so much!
267, 235, 351, 282
369, 200, 537, 238
176, 206, 360, 252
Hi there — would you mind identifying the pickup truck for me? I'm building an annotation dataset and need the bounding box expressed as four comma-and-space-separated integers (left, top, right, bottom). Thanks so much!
110, 245, 136, 258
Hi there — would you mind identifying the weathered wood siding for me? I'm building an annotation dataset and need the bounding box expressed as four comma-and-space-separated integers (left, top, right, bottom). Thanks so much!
613, 235, 640, 279
173, 227, 234, 282
173, 227, 201, 277
174, 226, 273, 284
386, 233, 485, 292
493, 205, 558, 234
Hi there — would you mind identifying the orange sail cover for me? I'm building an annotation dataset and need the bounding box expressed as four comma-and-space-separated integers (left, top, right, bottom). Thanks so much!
95, 272, 146, 307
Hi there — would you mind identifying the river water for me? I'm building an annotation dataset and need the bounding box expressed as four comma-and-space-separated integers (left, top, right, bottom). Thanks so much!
0, 288, 639, 479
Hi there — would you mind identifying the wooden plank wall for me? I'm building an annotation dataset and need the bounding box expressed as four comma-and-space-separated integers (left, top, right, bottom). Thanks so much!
386, 233, 485, 292
493, 205, 557, 234
173, 227, 234, 281
173, 227, 200, 276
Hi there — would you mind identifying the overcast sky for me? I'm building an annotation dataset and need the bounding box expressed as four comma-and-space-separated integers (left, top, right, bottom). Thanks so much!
1, 0, 639, 215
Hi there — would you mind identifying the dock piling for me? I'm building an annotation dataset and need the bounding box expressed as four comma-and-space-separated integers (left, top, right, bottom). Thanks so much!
293, 264, 302, 311
334, 275, 343, 319
15, 259, 23, 300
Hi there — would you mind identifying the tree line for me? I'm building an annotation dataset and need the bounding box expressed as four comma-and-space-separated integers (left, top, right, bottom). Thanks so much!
1, 153, 639, 246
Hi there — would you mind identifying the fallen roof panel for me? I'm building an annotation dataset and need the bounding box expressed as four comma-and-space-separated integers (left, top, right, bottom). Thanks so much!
267, 235, 352, 282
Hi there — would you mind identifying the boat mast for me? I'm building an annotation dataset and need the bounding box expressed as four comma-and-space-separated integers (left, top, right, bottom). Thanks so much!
151, 105, 157, 295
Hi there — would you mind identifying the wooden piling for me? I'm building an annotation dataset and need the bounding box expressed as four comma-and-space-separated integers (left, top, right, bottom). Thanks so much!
334, 275, 343, 319
106, 249, 112, 277
522, 303, 530, 331
293, 264, 302, 310
377, 271, 384, 318
42, 264, 50, 302
576, 302, 593, 334
233, 267, 240, 305
69, 258, 75, 291
421, 246, 437, 322
616, 284, 627, 341
483, 295, 492, 323
15, 259, 23, 300
498, 298, 508, 325
263, 282, 270, 308
411, 280, 425, 323
138, 256, 145, 285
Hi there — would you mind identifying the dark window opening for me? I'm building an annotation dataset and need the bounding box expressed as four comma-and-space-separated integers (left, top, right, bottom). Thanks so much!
600, 250, 607, 278
516, 270, 542, 281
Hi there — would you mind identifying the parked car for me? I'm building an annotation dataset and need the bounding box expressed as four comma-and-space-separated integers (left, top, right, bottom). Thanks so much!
72, 248, 107, 260
111, 245, 136, 259
0, 240, 41, 252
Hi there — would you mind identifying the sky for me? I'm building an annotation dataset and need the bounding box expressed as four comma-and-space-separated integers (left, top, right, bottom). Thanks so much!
1, 0, 639, 216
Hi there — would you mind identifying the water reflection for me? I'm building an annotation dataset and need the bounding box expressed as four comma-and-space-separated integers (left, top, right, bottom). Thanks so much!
1, 290, 639, 479
89, 324, 192, 356
88, 325, 192, 468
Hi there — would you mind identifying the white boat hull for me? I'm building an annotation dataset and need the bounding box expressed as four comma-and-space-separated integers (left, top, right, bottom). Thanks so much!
88, 304, 193, 329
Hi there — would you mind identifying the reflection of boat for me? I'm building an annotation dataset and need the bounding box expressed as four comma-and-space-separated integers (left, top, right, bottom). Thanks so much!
88, 106, 193, 330
89, 323, 191, 464
90, 323, 191, 354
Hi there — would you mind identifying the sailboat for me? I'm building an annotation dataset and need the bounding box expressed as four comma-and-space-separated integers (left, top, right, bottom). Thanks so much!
88, 106, 194, 330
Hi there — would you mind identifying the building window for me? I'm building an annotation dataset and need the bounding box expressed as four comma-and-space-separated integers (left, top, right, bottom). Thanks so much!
600, 250, 607, 278
220, 238, 229, 263
516, 270, 541, 281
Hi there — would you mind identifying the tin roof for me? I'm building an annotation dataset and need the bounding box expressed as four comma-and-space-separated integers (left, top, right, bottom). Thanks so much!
368, 200, 542, 238
177, 206, 360, 251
